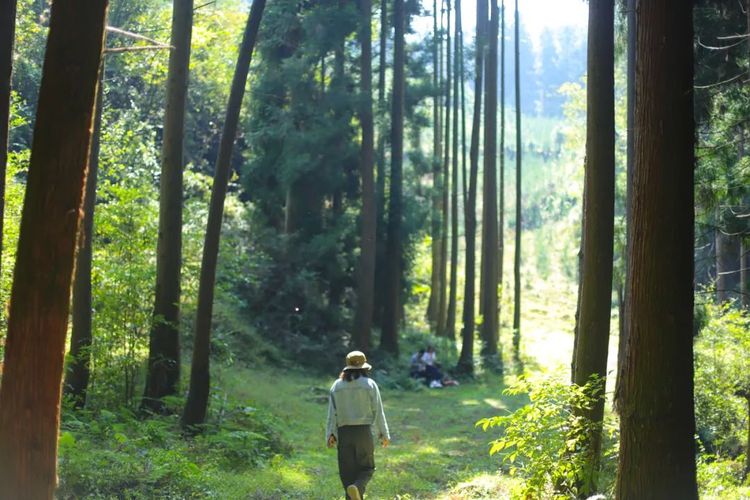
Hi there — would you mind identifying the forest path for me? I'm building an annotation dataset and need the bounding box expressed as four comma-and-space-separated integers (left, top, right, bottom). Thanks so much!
214, 364, 526, 499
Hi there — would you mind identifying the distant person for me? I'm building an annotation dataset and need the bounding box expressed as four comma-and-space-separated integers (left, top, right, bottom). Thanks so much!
326, 351, 390, 500
421, 345, 443, 387
409, 348, 426, 379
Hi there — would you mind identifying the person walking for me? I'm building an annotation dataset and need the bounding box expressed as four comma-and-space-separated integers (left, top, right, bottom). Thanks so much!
326, 351, 390, 500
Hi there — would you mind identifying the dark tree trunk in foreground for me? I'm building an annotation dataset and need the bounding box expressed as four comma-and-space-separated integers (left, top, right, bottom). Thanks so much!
480, 0, 499, 361
571, 0, 615, 494
616, 1, 697, 497
615, 0, 636, 412
447, 0, 460, 339
511, 0, 521, 360
0, 0, 107, 495
428, 0, 443, 329
380, 0, 405, 355
142, 0, 193, 413
0, 0, 16, 274
182, 0, 265, 429
458, 0, 485, 372
353, 0, 375, 351
64, 66, 105, 409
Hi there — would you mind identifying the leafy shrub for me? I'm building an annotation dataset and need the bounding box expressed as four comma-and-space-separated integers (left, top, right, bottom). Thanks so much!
477, 375, 615, 499
57, 398, 291, 498
694, 303, 750, 457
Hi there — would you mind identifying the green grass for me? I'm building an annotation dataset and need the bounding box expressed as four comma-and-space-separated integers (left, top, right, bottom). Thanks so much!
209, 365, 526, 499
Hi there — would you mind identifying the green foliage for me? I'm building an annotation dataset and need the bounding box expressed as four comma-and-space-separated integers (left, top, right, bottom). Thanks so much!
477, 376, 615, 499
694, 302, 750, 457
57, 396, 290, 498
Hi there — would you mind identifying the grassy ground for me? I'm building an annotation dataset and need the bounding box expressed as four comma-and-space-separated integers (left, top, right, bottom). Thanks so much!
210, 365, 526, 499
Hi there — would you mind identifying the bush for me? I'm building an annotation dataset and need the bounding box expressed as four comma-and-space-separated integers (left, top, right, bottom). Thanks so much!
477, 375, 615, 499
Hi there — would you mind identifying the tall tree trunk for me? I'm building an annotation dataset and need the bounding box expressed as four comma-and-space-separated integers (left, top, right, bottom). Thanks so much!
480, 0, 499, 361
0, 0, 107, 495
182, 0, 265, 430
142, 0, 193, 413
498, 0, 505, 316
571, 0, 615, 494
0, 0, 16, 275
64, 64, 105, 409
616, 0, 697, 496
511, 0, 521, 360
428, 0, 443, 328
447, 0, 460, 339
742, 238, 749, 309
458, 0, 485, 372
615, 0, 636, 413
437, 0, 451, 337
372, 0, 388, 328
353, 0, 375, 350
715, 215, 741, 303
380, 0, 405, 355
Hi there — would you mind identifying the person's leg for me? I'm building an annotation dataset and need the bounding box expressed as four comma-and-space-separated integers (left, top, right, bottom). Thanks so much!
337, 427, 359, 498
352, 425, 376, 497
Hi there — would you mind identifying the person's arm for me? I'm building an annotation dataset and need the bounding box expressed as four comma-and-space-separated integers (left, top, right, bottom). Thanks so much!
326, 388, 338, 446
371, 382, 390, 444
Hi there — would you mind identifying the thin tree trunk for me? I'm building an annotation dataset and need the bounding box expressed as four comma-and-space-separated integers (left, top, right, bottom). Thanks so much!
353, 0, 375, 350
182, 0, 264, 429
0, 0, 107, 495
742, 238, 749, 309
456, 0, 482, 374
480, 0, 499, 361
571, 0, 615, 494
498, 0, 505, 318
458, 0, 485, 372
715, 216, 741, 303
0, 0, 16, 276
511, 0, 521, 360
447, 0, 460, 339
616, 0, 697, 496
142, 0, 193, 414
64, 64, 105, 409
380, 0, 405, 355
437, 0, 451, 337
372, 0, 387, 328
615, 0, 636, 413
428, 0, 443, 328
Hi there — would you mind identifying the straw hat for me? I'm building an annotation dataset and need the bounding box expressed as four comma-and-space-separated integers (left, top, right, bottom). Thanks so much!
343, 351, 372, 371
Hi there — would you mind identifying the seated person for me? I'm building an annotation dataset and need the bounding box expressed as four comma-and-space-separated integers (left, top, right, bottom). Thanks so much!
409, 349, 426, 378
421, 346, 443, 387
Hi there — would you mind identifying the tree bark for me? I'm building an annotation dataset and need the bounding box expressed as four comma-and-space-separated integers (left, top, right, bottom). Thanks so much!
380, 0, 405, 355
372, 0, 388, 328
142, 0, 193, 414
64, 64, 105, 409
742, 238, 749, 309
447, 0, 460, 340
480, 0, 499, 361
498, 0, 505, 316
616, 0, 697, 496
428, 0, 443, 329
0, 0, 107, 495
437, 0, 451, 338
715, 215, 741, 303
352, 0, 375, 351
458, 0, 485, 372
511, 0, 521, 360
182, 0, 265, 430
456, 0, 482, 374
0, 0, 16, 277
615, 0, 636, 414
571, 0, 615, 494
